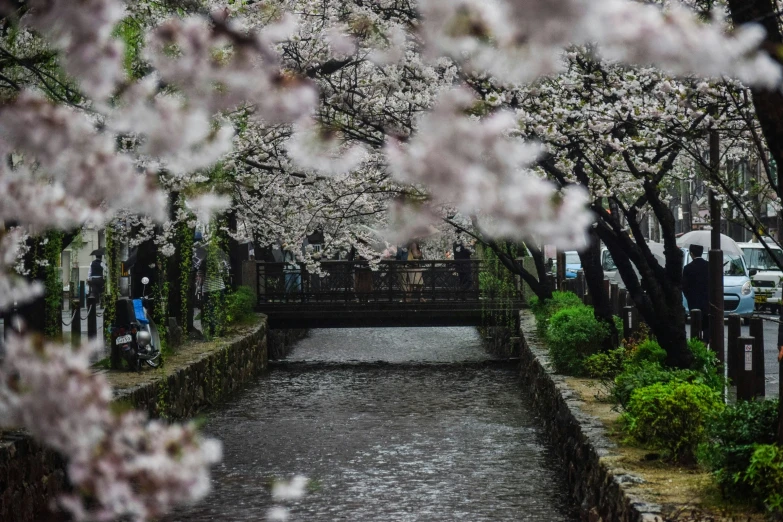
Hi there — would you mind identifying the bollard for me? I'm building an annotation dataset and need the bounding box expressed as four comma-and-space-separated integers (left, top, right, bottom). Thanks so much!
727, 314, 741, 382
622, 305, 637, 340
71, 299, 81, 347
749, 317, 766, 398
576, 270, 586, 300
610, 283, 620, 315
87, 296, 97, 340
736, 336, 756, 401
79, 281, 86, 309
690, 309, 703, 340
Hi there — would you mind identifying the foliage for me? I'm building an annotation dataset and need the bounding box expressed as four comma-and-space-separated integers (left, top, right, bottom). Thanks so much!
743, 444, 783, 516
43, 231, 63, 339
698, 399, 779, 501
629, 339, 667, 365
612, 337, 724, 409
530, 291, 585, 333
623, 381, 724, 463
479, 242, 521, 331
545, 305, 611, 376
584, 346, 628, 381
224, 286, 256, 325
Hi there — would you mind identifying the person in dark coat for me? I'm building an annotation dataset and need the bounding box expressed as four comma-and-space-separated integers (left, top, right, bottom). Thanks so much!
682, 244, 710, 343
88, 254, 105, 307
453, 240, 474, 293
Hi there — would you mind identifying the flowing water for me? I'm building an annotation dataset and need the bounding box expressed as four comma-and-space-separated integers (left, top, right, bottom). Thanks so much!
166, 327, 578, 521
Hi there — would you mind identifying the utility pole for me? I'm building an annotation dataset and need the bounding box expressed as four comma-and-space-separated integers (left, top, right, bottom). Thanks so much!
681, 179, 692, 233
709, 130, 725, 366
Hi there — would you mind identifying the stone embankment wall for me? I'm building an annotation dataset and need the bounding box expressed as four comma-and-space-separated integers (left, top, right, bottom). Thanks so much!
0, 317, 270, 522
517, 310, 663, 522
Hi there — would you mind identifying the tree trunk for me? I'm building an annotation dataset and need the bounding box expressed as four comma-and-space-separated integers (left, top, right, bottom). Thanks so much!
578, 228, 618, 348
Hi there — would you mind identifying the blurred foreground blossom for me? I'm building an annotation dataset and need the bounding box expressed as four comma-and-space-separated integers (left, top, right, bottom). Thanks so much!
0, 335, 221, 521
386, 89, 593, 248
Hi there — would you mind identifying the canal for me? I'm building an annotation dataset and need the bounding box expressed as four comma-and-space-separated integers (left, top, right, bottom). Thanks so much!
166, 327, 578, 521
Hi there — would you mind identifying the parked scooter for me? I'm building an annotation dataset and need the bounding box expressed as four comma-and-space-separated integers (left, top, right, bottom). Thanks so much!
110, 277, 161, 371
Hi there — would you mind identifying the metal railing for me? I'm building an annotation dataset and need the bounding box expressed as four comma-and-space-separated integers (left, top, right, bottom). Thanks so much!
255, 260, 483, 304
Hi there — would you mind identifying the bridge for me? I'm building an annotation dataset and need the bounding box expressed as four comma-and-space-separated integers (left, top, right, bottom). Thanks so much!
254, 260, 523, 329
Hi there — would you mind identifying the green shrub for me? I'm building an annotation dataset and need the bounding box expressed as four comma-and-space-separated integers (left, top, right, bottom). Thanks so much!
687, 338, 725, 391
530, 291, 585, 332
743, 444, 783, 516
613, 360, 681, 408
584, 347, 627, 381
629, 339, 666, 365
224, 286, 256, 325
623, 381, 724, 463
698, 399, 778, 500
546, 305, 611, 375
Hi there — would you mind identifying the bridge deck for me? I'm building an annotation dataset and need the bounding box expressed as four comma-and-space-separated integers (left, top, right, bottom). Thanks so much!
253, 260, 522, 328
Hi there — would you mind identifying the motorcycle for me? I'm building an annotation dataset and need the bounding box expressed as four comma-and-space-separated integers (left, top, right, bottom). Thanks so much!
110, 277, 161, 371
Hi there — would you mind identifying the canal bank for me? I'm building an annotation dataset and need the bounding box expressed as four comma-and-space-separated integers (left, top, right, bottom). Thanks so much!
0, 316, 273, 522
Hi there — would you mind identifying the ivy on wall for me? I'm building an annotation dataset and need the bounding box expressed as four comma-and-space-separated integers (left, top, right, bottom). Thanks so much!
104, 224, 119, 341
43, 230, 63, 339
478, 242, 521, 331
201, 220, 229, 339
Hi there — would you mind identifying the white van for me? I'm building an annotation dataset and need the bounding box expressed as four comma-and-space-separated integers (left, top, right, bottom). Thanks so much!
738, 240, 783, 314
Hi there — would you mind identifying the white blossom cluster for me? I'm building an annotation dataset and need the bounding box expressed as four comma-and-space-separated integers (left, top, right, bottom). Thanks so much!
386, 88, 592, 247
0, 334, 221, 521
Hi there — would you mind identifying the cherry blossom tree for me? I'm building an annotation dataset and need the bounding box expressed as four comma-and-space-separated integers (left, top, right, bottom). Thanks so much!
0, 0, 782, 519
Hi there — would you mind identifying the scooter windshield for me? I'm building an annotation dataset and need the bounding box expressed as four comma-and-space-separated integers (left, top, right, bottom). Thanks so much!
132, 299, 150, 325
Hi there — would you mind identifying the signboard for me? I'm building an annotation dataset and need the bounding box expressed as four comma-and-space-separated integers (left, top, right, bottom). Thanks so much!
745, 344, 753, 371
627, 311, 633, 329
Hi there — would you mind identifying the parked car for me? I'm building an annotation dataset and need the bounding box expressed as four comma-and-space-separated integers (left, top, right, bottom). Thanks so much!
738, 240, 783, 314
564, 250, 581, 279
600, 239, 754, 319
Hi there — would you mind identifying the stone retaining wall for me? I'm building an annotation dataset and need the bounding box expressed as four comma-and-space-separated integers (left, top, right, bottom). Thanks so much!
0, 317, 269, 522
517, 310, 663, 522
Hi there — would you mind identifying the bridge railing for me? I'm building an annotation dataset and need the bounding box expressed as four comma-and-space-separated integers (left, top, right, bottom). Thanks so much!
256, 260, 483, 304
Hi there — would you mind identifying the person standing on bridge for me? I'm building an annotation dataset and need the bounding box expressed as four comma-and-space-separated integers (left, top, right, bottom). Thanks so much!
401, 240, 425, 302
453, 240, 474, 296
683, 244, 710, 344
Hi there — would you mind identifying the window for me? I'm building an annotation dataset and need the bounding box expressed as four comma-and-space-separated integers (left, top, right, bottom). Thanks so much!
565, 252, 580, 265
602, 251, 617, 271
742, 248, 783, 270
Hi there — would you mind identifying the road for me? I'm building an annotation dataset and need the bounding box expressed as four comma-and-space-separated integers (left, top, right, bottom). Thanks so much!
686, 311, 781, 398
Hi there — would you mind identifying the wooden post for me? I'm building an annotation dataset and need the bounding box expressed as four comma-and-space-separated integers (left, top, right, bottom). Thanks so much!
610, 283, 619, 315
576, 269, 586, 300
749, 317, 766, 398
727, 314, 741, 382
87, 296, 97, 340
736, 335, 756, 401
690, 309, 703, 340
557, 251, 566, 291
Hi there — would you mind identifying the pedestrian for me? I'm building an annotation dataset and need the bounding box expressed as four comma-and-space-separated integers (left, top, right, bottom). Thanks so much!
88, 254, 105, 307
682, 244, 710, 344
403, 240, 425, 302
453, 240, 474, 295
